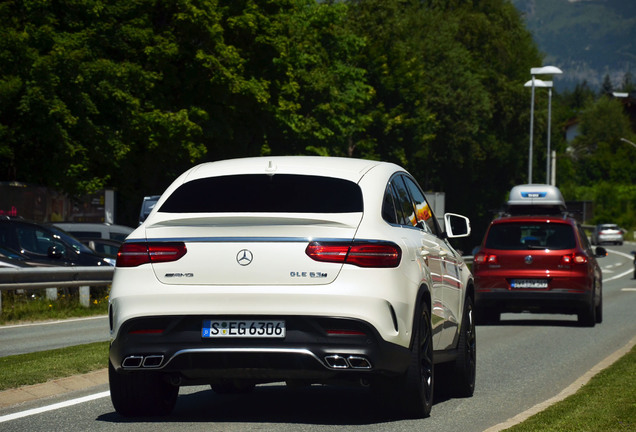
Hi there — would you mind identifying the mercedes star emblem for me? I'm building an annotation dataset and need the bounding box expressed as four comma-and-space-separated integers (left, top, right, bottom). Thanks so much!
236, 249, 254, 266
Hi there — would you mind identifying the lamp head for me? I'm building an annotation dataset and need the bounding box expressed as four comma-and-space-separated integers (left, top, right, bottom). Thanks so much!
530, 66, 563, 75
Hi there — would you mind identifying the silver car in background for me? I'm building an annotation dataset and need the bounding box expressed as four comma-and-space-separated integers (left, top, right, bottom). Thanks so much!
591, 224, 624, 245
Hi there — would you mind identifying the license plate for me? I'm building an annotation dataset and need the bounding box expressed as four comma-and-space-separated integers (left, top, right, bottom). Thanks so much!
202, 320, 286, 338
511, 279, 548, 289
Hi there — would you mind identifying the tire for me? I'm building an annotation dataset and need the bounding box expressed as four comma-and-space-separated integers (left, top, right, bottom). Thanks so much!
595, 286, 603, 324
392, 303, 434, 419
577, 298, 596, 327
109, 360, 179, 417
449, 297, 476, 397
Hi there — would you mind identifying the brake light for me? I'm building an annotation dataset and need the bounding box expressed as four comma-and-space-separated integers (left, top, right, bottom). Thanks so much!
560, 253, 588, 265
306, 241, 401, 268
116, 242, 187, 267
474, 253, 497, 265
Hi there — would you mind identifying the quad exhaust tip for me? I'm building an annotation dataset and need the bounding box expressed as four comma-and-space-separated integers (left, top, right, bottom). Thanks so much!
122, 355, 164, 369
324, 355, 372, 369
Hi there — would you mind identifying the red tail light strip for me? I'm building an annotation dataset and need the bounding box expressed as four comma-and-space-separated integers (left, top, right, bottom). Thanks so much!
117, 242, 187, 267
305, 241, 401, 268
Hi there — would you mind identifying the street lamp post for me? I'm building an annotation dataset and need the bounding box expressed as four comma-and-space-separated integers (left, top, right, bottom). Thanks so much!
525, 79, 553, 184
527, 66, 563, 184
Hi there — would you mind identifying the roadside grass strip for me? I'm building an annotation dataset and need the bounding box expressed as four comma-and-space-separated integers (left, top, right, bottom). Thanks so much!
0, 342, 109, 391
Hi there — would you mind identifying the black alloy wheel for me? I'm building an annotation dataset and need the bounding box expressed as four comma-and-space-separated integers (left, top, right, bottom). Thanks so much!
399, 303, 434, 418
452, 296, 477, 397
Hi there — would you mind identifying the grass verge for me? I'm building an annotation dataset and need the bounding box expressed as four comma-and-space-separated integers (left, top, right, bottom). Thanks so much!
0, 341, 109, 391
0, 288, 109, 325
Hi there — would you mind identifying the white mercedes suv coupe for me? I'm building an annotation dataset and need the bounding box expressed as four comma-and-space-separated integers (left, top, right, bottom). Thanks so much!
108, 156, 475, 418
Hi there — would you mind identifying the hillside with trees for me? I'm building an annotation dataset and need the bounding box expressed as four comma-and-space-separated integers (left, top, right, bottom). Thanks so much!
511, 0, 636, 90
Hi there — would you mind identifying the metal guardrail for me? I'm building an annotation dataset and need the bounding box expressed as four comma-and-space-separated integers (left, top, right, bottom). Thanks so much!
0, 266, 114, 290
0, 266, 114, 314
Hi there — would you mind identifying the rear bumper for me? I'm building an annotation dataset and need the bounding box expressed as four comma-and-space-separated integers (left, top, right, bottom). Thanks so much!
596, 235, 623, 244
475, 289, 593, 315
109, 314, 412, 385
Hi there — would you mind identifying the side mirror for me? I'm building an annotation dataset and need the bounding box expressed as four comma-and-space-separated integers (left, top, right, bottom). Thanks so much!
445, 213, 471, 238
595, 246, 607, 257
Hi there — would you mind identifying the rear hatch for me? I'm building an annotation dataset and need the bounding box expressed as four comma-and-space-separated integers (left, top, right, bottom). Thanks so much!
476, 219, 579, 288
139, 170, 367, 286
143, 214, 362, 286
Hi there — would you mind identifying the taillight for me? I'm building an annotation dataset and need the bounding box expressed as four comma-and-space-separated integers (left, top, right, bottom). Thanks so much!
474, 253, 497, 265
560, 253, 588, 265
116, 242, 187, 267
305, 241, 401, 268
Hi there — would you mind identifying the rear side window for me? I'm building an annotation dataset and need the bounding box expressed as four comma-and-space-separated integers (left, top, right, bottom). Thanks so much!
485, 222, 576, 250
159, 174, 363, 213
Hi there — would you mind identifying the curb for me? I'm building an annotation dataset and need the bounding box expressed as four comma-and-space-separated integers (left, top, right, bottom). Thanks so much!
0, 368, 108, 408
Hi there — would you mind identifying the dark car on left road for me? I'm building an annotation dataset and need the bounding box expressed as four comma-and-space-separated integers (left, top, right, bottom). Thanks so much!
0, 217, 113, 267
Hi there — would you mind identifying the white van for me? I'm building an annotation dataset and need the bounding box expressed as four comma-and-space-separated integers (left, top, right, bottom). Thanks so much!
52, 222, 134, 242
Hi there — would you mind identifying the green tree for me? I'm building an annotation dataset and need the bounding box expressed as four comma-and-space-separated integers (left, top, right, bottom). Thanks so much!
568, 96, 635, 185
600, 74, 614, 96
348, 0, 541, 240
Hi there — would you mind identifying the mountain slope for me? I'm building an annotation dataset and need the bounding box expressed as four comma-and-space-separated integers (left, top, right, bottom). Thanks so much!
511, 0, 636, 89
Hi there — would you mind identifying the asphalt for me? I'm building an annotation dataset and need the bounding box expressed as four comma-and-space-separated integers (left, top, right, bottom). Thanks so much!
0, 335, 634, 430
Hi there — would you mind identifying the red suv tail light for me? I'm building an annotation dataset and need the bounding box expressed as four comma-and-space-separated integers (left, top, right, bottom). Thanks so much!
306, 241, 401, 268
560, 253, 588, 265
117, 242, 187, 267
474, 253, 497, 265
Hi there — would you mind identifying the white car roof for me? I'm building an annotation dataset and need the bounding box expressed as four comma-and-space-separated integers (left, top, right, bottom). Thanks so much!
139, 156, 407, 227
180, 156, 395, 183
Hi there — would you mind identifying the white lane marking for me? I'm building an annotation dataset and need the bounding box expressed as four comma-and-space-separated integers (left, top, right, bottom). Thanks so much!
0, 391, 110, 423
603, 269, 633, 283
0, 315, 107, 330
622, 288, 636, 292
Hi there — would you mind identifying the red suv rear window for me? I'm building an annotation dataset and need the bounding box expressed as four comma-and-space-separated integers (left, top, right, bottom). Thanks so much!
485, 222, 575, 250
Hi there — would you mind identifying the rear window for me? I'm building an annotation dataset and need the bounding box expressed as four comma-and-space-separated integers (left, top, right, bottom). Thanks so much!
485, 222, 576, 250
599, 224, 618, 230
159, 174, 363, 213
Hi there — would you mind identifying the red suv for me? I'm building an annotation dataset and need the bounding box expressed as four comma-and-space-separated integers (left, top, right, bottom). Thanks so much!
473, 185, 606, 327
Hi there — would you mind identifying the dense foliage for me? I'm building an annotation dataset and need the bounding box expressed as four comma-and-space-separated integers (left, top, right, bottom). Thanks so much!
5, 0, 630, 244
556, 91, 636, 229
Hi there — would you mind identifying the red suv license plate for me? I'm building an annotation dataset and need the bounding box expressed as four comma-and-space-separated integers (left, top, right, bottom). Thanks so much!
510, 279, 548, 289
202, 320, 286, 338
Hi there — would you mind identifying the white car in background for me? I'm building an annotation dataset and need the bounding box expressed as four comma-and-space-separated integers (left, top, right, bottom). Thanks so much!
108, 156, 475, 419
591, 223, 624, 245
